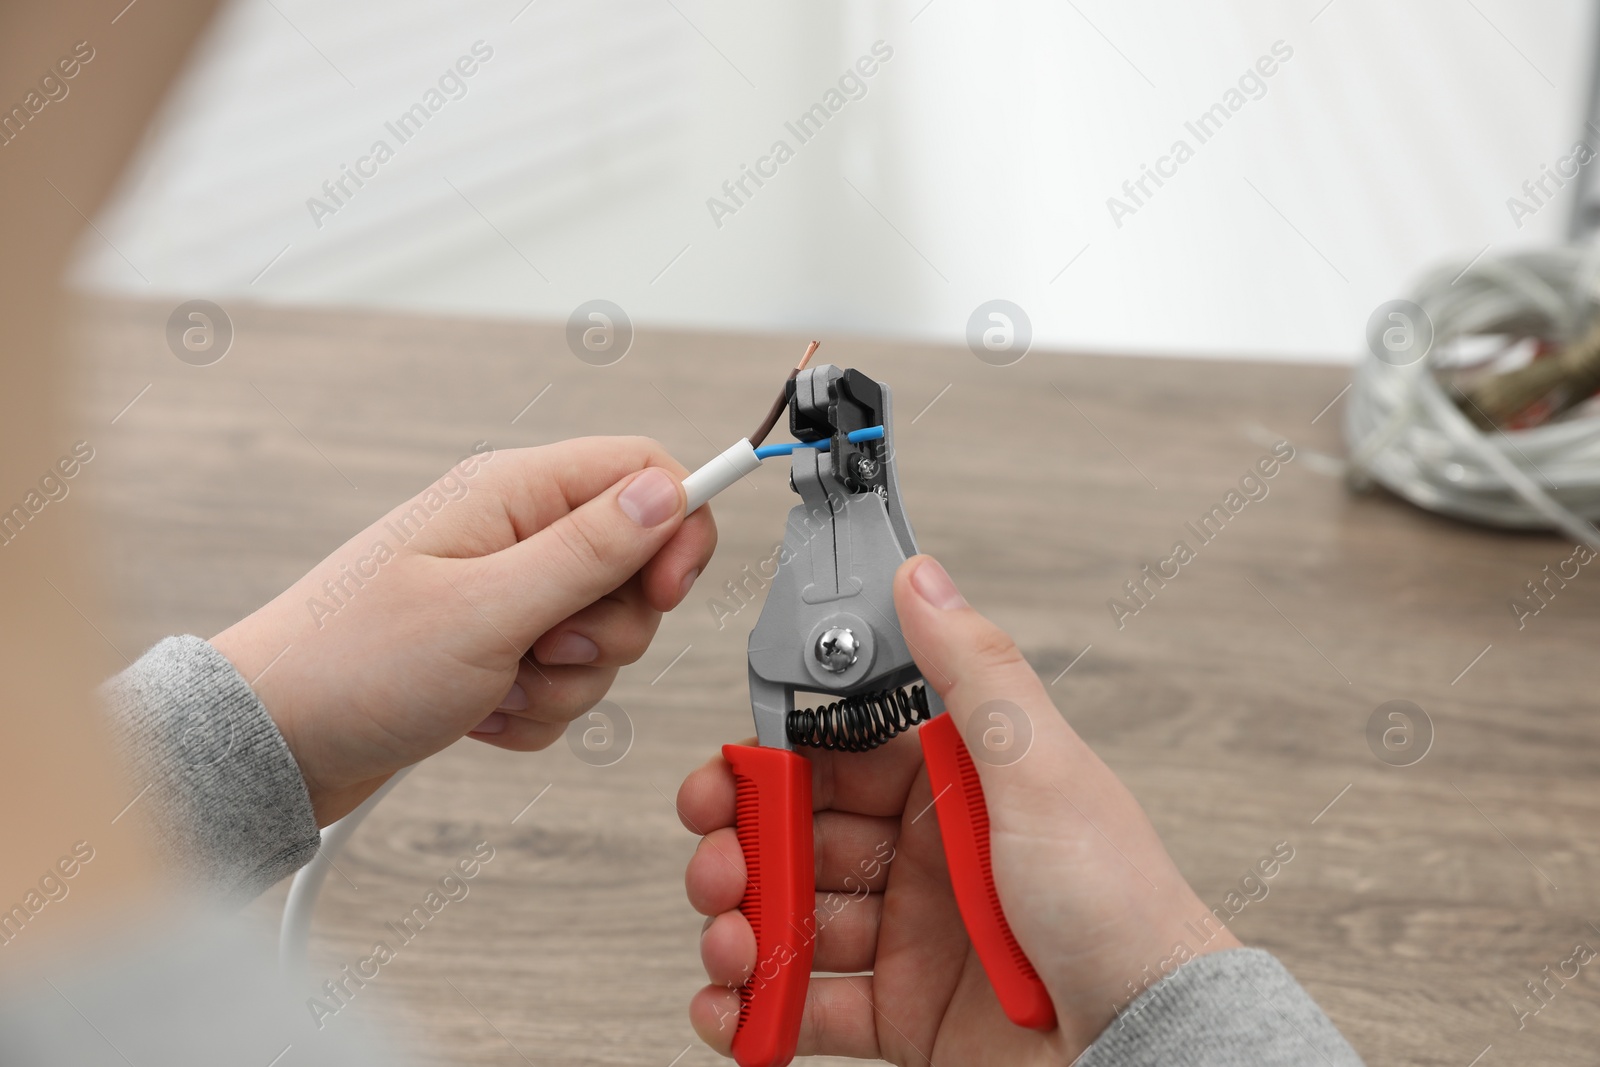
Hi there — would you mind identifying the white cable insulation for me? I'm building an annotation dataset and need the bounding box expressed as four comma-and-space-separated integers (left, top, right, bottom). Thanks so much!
683, 438, 761, 513
1344, 246, 1600, 549
279, 764, 416, 977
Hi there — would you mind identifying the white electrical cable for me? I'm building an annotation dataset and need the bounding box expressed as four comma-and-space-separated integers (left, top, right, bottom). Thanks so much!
683, 438, 761, 513
1344, 245, 1600, 549
280, 764, 416, 976
278, 439, 766, 973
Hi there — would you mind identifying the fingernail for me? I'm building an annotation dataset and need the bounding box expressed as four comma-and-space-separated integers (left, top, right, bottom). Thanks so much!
541, 632, 599, 665
678, 567, 700, 601
472, 712, 508, 735
619, 468, 680, 527
911, 557, 967, 610
701, 915, 715, 934
497, 683, 528, 711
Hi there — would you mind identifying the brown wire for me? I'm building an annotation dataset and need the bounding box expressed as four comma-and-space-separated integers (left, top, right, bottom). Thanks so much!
749, 340, 820, 446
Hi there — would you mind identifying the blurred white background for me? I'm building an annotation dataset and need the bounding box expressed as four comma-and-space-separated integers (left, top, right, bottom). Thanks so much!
76, 0, 1595, 361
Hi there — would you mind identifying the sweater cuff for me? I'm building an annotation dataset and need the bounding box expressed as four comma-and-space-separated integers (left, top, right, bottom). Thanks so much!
1079, 948, 1364, 1067
100, 635, 320, 904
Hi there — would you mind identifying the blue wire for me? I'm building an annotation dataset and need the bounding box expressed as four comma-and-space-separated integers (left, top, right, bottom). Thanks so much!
753, 440, 819, 459
754, 425, 884, 460
752, 442, 801, 459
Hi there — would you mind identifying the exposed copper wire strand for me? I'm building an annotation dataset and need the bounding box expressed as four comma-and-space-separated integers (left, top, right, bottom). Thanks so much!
749, 340, 821, 447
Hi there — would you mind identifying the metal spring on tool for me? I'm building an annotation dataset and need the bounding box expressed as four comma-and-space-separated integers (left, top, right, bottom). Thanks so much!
786, 684, 931, 752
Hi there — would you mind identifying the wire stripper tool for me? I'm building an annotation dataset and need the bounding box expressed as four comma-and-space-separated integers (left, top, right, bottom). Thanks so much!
721, 363, 1056, 1067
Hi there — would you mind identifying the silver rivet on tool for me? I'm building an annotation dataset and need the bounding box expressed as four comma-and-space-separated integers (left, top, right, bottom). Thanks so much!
814, 627, 859, 673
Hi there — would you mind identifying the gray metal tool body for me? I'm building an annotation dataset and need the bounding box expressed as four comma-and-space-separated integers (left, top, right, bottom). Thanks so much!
745, 363, 942, 750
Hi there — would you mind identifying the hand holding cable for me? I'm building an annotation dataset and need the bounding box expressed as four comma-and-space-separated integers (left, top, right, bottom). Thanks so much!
212, 438, 716, 826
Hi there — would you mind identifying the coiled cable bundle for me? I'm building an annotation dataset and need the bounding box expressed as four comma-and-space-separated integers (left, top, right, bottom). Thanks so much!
1344, 245, 1600, 549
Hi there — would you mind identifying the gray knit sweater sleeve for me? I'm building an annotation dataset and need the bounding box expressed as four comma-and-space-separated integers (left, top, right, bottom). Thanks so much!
100, 635, 320, 903
1080, 947, 1365, 1066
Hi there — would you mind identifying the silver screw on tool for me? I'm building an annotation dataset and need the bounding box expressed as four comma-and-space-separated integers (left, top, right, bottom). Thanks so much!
814, 627, 859, 673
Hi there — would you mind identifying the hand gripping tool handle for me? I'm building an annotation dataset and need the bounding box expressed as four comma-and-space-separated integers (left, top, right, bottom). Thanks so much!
919, 712, 1057, 1030
723, 744, 814, 1067
728, 364, 1055, 1066
724, 721, 1056, 1067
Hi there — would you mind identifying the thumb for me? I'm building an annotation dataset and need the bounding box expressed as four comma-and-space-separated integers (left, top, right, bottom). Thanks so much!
895, 554, 1172, 892
463, 466, 686, 648
895, 556, 1234, 1043
893, 554, 1088, 798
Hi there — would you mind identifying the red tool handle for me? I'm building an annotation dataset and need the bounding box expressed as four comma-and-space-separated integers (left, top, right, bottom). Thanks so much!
722, 744, 815, 1067
919, 713, 1057, 1030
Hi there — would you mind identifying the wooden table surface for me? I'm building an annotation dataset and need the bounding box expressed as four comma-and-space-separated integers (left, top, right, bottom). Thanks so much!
72, 297, 1600, 1066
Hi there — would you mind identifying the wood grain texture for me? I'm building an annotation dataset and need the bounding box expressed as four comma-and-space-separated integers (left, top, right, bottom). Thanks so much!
70, 296, 1600, 1066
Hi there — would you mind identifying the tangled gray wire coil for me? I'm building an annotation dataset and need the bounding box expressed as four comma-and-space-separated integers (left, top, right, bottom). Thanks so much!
1344, 246, 1600, 550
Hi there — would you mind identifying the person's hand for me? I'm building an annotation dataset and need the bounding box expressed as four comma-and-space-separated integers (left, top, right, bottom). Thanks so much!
677, 555, 1239, 1064
211, 437, 715, 825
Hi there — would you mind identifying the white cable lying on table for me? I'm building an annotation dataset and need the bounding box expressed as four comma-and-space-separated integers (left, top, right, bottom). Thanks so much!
1344, 245, 1600, 550
280, 764, 416, 976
